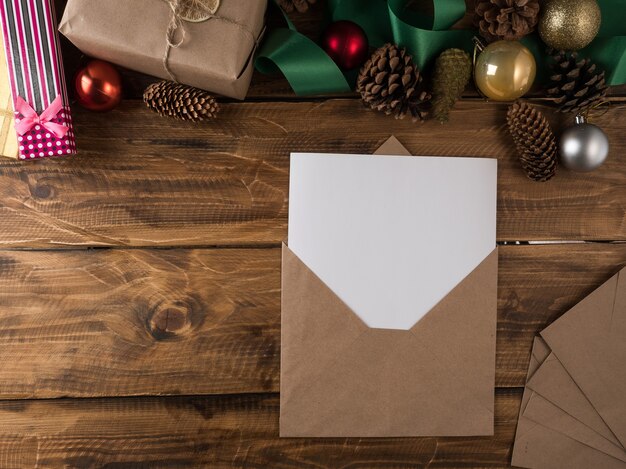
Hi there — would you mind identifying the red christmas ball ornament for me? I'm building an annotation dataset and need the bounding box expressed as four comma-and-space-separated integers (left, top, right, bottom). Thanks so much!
74, 59, 123, 112
320, 20, 369, 70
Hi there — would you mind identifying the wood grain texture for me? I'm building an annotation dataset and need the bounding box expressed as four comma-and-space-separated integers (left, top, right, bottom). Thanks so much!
0, 244, 623, 399
0, 100, 623, 248
22, 4, 624, 467
0, 248, 280, 398
0, 389, 520, 468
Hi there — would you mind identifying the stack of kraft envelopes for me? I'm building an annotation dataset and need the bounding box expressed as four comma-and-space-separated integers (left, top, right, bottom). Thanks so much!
512, 266, 626, 469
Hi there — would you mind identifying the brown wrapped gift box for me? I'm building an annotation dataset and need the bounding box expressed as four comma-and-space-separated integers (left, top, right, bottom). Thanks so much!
59, 0, 267, 100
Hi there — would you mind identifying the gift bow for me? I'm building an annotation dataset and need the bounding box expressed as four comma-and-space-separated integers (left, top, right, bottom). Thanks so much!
15, 95, 69, 138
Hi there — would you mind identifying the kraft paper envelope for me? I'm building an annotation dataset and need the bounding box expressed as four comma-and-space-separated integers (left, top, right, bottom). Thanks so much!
512, 338, 626, 469
526, 353, 624, 450
280, 137, 498, 437
541, 266, 626, 448
512, 267, 626, 468
523, 388, 626, 462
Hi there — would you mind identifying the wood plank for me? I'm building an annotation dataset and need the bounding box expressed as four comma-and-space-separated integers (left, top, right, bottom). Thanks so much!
0, 248, 281, 398
0, 389, 520, 468
0, 100, 624, 248
0, 244, 623, 398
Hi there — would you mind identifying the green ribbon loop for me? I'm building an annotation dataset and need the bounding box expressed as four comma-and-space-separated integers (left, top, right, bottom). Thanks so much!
255, 0, 626, 95
255, 1, 351, 95
388, 0, 473, 70
255, 28, 351, 95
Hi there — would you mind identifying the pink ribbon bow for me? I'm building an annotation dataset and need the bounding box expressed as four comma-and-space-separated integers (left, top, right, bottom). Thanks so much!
15, 95, 69, 138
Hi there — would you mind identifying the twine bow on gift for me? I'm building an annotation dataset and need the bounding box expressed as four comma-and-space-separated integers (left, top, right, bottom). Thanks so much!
14, 96, 69, 138
162, 0, 257, 82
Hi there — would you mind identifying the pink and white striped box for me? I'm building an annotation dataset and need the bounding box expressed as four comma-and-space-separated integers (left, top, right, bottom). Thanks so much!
0, 0, 75, 160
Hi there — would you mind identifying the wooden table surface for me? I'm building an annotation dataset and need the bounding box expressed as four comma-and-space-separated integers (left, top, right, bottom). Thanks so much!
0, 2, 625, 468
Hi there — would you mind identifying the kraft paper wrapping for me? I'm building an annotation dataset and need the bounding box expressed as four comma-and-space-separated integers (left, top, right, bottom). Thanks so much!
59, 0, 267, 100
0, 33, 17, 159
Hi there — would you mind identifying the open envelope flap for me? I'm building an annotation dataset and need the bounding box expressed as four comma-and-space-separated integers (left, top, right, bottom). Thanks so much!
280, 244, 498, 437
541, 267, 626, 448
372, 136, 412, 156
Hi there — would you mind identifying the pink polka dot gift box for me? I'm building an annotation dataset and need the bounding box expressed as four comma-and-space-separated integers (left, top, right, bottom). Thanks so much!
0, 0, 76, 160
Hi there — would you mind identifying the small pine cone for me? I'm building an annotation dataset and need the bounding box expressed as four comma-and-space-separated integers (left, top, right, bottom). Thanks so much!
277, 0, 316, 13
357, 43, 431, 123
546, 50, 608, 115
143, 81, 219, 122
506, 101, 558, 182
432, 48, 472, 123
474, 0, 540, 42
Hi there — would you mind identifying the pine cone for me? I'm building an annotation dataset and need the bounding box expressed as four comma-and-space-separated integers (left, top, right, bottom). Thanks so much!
357, 43, 431, 122
506, 101, 558, 182
474, 0, 540, 42
432, 49, 472, 123
143, 81, 219, 121
277, 0, 316, 13
546, 50, 608, 115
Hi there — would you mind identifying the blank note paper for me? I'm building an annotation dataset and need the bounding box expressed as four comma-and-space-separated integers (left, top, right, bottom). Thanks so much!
287, 153, 497, 330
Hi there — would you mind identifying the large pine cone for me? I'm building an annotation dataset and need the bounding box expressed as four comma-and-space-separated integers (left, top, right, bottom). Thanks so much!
277, 0, 316, 13
474, 0, 540, 42
143, 81, 219, 121
432, 48, 472, 123
546, 50, 608, 115
507, 101, 558, 182
357, 43, 431, 122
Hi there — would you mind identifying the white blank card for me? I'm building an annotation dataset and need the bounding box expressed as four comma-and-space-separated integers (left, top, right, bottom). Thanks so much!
287, 153, 497, 330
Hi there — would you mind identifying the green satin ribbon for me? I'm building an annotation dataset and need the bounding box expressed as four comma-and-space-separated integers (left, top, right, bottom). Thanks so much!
256, 0, 626, 95
255, 3, 351, 94
387, 0, 473, 70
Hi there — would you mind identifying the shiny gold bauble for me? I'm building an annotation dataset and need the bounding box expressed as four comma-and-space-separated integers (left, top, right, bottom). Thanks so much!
474, 41, 536, 101
539, 0, 601, 50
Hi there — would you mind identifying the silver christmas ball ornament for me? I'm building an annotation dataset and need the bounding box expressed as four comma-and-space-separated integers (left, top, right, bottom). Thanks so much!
560, 115, 609, 172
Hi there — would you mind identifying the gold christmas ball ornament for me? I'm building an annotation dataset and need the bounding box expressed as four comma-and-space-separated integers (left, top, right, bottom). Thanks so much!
474, 41, 536, 101
539, 0, 601, 51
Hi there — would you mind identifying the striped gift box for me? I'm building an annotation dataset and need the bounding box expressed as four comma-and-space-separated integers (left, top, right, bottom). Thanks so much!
0, 0, 75, 160
0, 31, 18, 158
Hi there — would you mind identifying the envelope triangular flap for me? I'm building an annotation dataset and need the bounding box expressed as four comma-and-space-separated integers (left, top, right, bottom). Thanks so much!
373, 136, 412, 156
280, 245, 498, 437
288, 151, 497, 330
